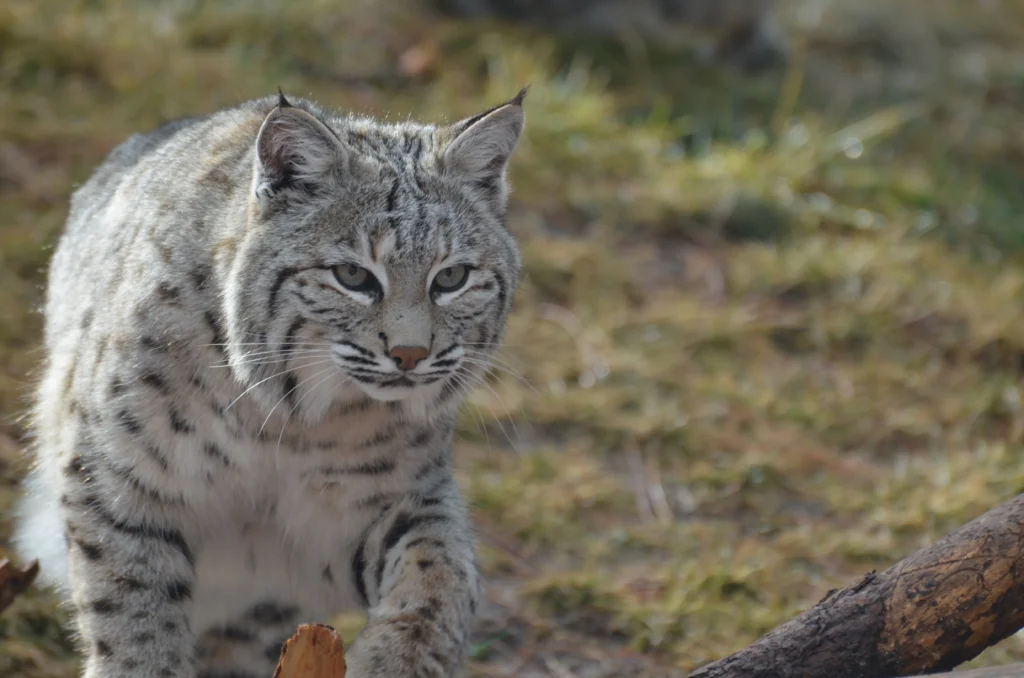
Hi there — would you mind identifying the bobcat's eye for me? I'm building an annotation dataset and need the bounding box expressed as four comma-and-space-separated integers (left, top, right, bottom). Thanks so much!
333, 264, 379, 295
432, 265, 470, 294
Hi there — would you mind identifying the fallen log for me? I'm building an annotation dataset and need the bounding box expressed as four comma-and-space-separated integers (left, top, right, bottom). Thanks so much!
689, 492, 1024, 678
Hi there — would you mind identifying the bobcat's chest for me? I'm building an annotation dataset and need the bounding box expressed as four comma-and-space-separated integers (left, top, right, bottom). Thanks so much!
201, 401, 417, 515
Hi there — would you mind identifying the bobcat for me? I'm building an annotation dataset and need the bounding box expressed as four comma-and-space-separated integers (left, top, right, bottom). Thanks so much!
15, 89, 526, 678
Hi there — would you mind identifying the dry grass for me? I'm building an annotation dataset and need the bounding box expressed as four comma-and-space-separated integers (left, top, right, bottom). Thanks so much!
3, 0, 1024, 675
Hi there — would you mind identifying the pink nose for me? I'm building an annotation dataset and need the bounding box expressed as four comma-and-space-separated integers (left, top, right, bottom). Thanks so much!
389, 345, 429, 371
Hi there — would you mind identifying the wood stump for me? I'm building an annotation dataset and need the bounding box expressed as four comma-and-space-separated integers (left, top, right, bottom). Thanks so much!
272, 624, 346, 678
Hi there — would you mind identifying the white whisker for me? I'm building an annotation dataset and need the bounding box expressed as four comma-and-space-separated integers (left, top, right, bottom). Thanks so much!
276, 369, 347, 455
201, 341, 335, 349
257, 365, 340, 441
223, 360, 334, 412
461, 346, 527, 368
461, 348, 533, 381
453, 368, 521, 450
447, 371, 491, 449
210, 351, 335, 369
458, 355, 539, 395
224, 350, 335, 366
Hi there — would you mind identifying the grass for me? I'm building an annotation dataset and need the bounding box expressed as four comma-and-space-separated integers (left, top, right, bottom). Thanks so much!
3, 0, 1024, 674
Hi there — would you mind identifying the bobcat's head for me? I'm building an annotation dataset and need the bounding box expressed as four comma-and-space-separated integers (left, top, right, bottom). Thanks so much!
225, 90, 526, 423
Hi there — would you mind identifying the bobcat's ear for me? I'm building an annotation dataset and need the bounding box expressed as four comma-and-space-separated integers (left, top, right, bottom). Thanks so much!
443, 88, 527, 196
254, 93, 346, 204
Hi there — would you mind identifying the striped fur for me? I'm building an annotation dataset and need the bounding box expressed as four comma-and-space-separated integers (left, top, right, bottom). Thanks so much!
15, 90, 526, 678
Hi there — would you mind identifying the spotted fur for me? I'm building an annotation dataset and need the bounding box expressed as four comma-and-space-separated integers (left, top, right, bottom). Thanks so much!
15, 89, 526, 678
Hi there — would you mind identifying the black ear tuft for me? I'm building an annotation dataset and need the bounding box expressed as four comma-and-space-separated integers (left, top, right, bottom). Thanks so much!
277, 87, 292, 109
509, 86, 529, 107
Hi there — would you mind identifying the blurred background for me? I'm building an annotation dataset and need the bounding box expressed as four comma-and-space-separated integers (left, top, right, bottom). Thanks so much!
3, 0, 1024, 675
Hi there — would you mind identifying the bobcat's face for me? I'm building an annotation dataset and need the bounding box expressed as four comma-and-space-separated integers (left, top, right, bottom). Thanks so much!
225, 92, 525, 419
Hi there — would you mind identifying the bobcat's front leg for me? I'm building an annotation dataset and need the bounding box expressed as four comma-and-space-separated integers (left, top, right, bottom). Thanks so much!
347, 479, 479, 678
62, 451, 196, 678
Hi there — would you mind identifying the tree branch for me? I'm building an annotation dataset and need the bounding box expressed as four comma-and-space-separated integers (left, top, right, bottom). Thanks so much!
689, 493, 1024, 678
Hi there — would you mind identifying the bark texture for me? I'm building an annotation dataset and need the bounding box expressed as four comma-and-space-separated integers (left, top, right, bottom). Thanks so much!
271, 624, 346, 678
689, 493, 1024, 678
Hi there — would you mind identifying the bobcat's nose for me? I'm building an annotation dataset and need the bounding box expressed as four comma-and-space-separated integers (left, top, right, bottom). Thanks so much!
389, 345, 429, 371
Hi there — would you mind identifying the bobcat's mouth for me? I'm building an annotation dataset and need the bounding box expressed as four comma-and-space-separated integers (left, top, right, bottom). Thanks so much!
330, 341, 465, 403
355, 376, 447, 404
380, 376, 415, 389
358, 382, 415, 402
